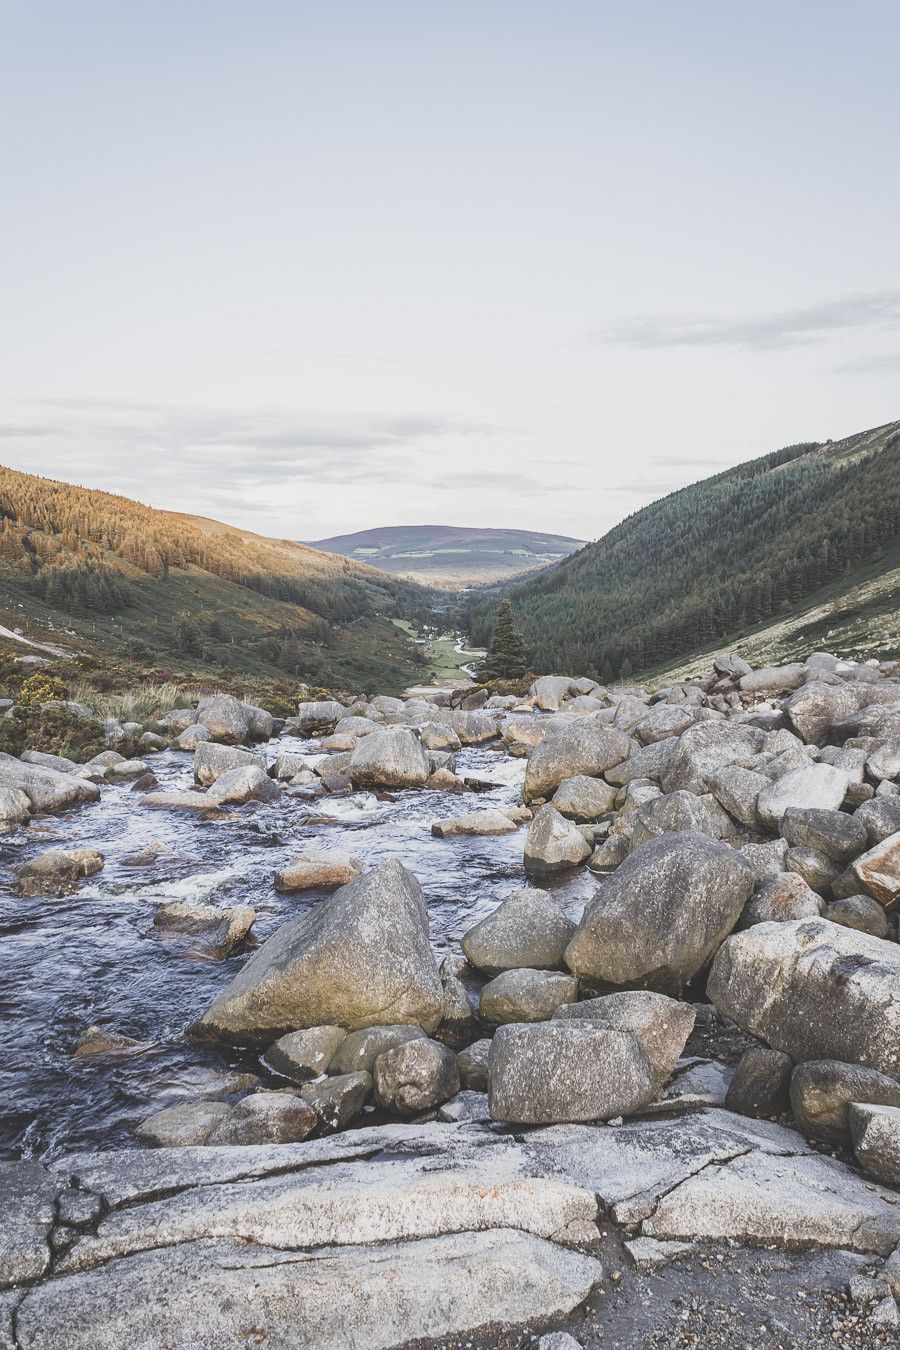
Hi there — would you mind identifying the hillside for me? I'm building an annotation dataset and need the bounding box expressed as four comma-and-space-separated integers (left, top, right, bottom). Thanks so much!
0, 467, 433, 693
467, 420, 900, 681
307, 524, 585, 588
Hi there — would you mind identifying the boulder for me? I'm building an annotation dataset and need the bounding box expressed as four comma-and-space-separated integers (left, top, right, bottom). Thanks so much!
756, 764, 850, 831
329, 1024, 427, 1077
206, 764, 279, 806
868, 738, 900, 782
374, 1038, 460, 1114
856, 798, 900, 847
605, 737, 678, 787
431, 809, 518, 838
348, 726, 430, 790
552, 990, 695, 1089
552, 775, 618, 821
738, 664, 805, 694
195, 694, 252, 745
565, 832, 755, 995
850, 831, 900, 908
0, 786, 31, 827
457, 1039, 491, 1092
192, 860, 444, 1044
480, 969, 578, 1024
740, 873, 822, 927
628, 790, 736, 852
274, 851, 362, 891
435, 968, 480, 1048
661, 723, 765, 794
523, 722, 630, 803
707, 765, 768, 829
20, 749, 77, 773
264, 1026, 348, 1082
175, 724, 211, 750
291, 700, 346, 735
15, 848, 103, 897
850, 1104, 900, 1186
461, 889, 575, 975
708, 917, 900, 1078
301, 1071, 371, 1130
524, 804, 592, 875
781, 807, 867, 864
134, 1101, 233, 1147
193, 742, 265, 786
790, 1061, 900, 1144
724, 1047, 793, 1119
0, 756, 100, 812
153, 902, 256, 957
784, 845, 839, 895
72, 1026, 152, 1058
419, 722, 462, 752
633, 704, 697, 746
823, 894, 890, 939
244, 703, 274, 741
784, 681, 872, 746
205, 1092, 318, 1146
531, 676, 583, 710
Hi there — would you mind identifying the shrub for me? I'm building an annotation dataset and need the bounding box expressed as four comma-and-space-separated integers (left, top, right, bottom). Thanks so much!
17, 673, 67, 708
0, 705, 106, 762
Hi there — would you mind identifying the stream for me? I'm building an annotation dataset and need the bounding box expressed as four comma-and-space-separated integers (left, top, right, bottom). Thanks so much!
0, 726, 594, 1162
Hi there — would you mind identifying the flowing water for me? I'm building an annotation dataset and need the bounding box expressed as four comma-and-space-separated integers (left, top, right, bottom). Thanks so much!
0, 729, 594, 1161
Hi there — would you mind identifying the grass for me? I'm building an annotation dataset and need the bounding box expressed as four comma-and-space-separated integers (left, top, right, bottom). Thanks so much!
67, 680, 194, 723
392, 620, 484, 683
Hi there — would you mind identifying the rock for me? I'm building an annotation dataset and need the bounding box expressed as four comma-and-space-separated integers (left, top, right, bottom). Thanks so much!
850, 831, 900, 908
480, 969, 578, 1024
204, 1091, 318, 1146
756, 764, 850, 831
156, 707, 197, 734
856, 797, 900, 846
436, 1091, 490, 1123
330, 1025, 427, 1077
868, 737, 900, 781
724, 1047, 793, 1118
488, 1021, 659, 1123
20, 749, 77, 773
739, 663, 806, 694
823, 893, 890, 938
0, 785, 30, 827
274, 851, 363, 891
244, 703, 274, 741
707, 765, 768, 828
435, 968, 480, 1048
714, 653, 753, 678
708, 917, 900, 1078
264, 1026, 348, 1082
153, 903, 255, 957
175, 723, 211, 750
461, 889, 575, 975
347, 726, 430, 790
523, 722, 630, 803
552, 990, 695, 1089
531, 675, 584, 710
781, 806, 867, 864
524, 804, 592, 875
633, 704, 697, 746
624, 1237, 695, 1271
850, 1104, 900, 1186
424, 767, 469, 793
135, 1100, 234, 1147
206, 764, 279, 805
193, 742, 265, 787
292, 700, 346, 734
193, 861, 444, 1043
374, 1038, 460, 1114
784, 845, 839, 895
141, 789, 219, 812
301, 1071, 371, 1129
740, 873, 822, 927
552, 775, 618, 821
605, 737, 678, 787
784, 681, 872, 745
15, 848, 103, 897
740, 839, 788, 879
0, 756, 100, 812
419, 722, 461, 752
565, 832, 755, 995
662, 722, 765, 794
72, 1026, 152, 1059
0, 1160, 58, 1286
431, 809, 518, 838
791, 1061, 900, 1143
195, 693, 252, 744
628, 789, 737, 851
457, 1040, 491, 1092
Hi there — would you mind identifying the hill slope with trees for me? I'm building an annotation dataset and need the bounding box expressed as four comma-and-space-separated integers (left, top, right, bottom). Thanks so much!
0, 467, 433, 692
467, 420, 900, 681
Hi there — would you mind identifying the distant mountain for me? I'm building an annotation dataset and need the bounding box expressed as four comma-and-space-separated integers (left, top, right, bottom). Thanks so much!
467, 420, 900, 680
307, 525, 586, 588
0, 467, 432, 693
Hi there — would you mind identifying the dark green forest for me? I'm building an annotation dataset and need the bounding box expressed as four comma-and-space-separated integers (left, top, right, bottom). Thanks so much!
467, 421, 900, 681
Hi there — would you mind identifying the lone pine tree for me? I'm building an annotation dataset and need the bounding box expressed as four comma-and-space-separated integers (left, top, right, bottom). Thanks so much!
479, 598, 528, 680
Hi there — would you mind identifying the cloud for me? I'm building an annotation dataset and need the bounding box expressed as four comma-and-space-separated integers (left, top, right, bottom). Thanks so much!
649, 453, 728, 468
601, 290, 900, 352
833, 352, 900, 375
430, 469, 567, 494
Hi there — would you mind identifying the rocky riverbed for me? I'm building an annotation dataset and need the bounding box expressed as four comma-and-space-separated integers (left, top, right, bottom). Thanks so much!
3, 657, 900, 1347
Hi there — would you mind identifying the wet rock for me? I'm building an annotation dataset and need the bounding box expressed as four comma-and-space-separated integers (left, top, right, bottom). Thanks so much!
823, 893, 891, 938
480, 969, 578, 1024
0, 785, 30, 827
73, 1026, 153, 1059
662, 722, 765, 794
193, 741, 265, 787
15, 848, 103, 897
204, 1091, 317, 1145
489, 1021, 659, 1123
195, 694, 253, 745
193, 860, 444, 1043
301, 1071, 371, 1129
134, 1100, 234, 1147
782, 806, 868, 864
565, 832, 755, 995
431, 808, 518, 838
724, 1047, 793, 1118
424, 766, 469, 793
0, 756, 100, 812
850, 831, 900, 908
740, 873, 823, 927
523, 722, 630, 803
791, 1060, 900, 1144
708, 917, 900, 1077
264, 1026, 348, 1082
153, 901, 255, 950
205, 764, 279, 805
457, 1039, 491, 1092
524, 803, 592, 875
552, 774, 618, 821
347, 726, 430, 790
851, 1104, 900, 1185
461, 888, 575, 975
129, 770, 159, 792
374, 1038, 460, 1114
274, 851, 362, 891
756, 763, 850, 831
330, 1025, 427, 1076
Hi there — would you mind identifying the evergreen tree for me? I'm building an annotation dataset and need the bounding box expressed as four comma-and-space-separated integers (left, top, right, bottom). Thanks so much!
478, 599, 528, 680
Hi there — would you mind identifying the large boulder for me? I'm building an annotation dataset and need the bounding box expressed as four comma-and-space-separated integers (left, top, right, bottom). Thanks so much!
348, 727, 430, 790
738, 664, 805, 694
523, 723, 630, 804
479, 969, 578, 1024
206, 765, 279, 806
461, 889, 575, 975
0, 756, 100, 812
740, 873, 822, 927
628, 790, 736, 852
0, 786, 31, 827
195, 694, 252, 745
856, 798, 900, 847
530, 676, 584, 711
329, 1024, 427, 1076
781, 807, 868, 864
661, 723, 765, 794
785, 681, 887, 746
193, 742, 266, 787
756, 764, 849, 831
708, 917, 900, 1078
373, 1038, 460, 1114
551, 775, 618, 821
565, 832, 755, 995
790, 1060, 900, 1144
524, 804, 592, 875
850, 1104, 900, 1186
192, 860, 444, 1044
552, 989, 695, 1090
291, 700, 345, 735
849, 831, 900, 909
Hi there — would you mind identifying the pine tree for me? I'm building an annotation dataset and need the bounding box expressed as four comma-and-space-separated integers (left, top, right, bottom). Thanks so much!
478, 599, 528, 680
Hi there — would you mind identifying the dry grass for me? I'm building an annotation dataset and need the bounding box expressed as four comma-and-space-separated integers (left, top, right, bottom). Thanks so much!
68, 680, 192, 723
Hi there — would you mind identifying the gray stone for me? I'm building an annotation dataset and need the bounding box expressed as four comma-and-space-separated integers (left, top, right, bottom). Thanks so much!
756, 764, 849, 831
348, 726, 430, 790
823, 894, 891, 938
0, 756, 100, 812
523, 722, 630, 804
781, 807, 867, 864
0, 1161, 57, 1289
553, 990, 695, 1089
274, 851, 362, 891
856, 797, 900, 847
205, 1092, 317, 1146
431, 808, 518, 838
524, 803, 592, 874
264, 1026, 348, 1082
480, 969, 578, 1024
291, 700, 346, 734
374, 1039, 460, 1114
205, 764, 279, 805
784, 845, 839, 895
850, 1104, 900, 1186
457, 1040, 491, 1092
739, 663, 805, 694
850, 831, 900, 908
565, 832, 755, 995
0, 785, 30, 827
869, 738, 900, 782
461, 889, 575, 975
301, 1072, 371, 1130
605, 737, 679, 787
552, 774, 618, 821
662, 722, 765, 794
195, 693, 252, 745
791, 1061, 900, 1144
707, 764, 768, 828
134, 1101, 234, 1147
193, 860, 444, 1043
628, 790, 737, 851
740, 873, 822, 927
193, 741, 265, 786
724, 1047, 793, 1118
330, 1025, 427, 1077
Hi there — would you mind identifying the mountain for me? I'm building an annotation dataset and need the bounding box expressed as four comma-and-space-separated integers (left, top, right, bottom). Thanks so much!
467, 420, 900, 681
307, 525, 586, 588
0, 467, 432, 693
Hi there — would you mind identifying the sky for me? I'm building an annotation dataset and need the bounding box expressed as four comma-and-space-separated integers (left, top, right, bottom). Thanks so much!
1, 0, 898, 543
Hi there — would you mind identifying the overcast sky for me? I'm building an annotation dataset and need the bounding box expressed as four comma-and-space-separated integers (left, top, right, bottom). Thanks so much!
1, 1, 898, 543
